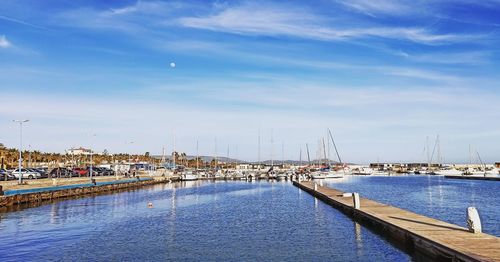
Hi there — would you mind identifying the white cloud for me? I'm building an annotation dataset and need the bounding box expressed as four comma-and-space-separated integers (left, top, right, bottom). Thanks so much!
395, 50, 491, 65
0, 35, 11, 48
336, 0, 414, 16
178, 3, 476, 44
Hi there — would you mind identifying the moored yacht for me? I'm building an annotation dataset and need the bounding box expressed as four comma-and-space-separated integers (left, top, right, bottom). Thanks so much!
434, 168, 462, 176
180, 171, 198, 181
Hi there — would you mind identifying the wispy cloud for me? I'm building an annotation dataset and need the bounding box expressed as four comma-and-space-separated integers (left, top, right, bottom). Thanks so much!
336, 0, 413, 16
0, 35, 11, 48
178, 3, 477, 44
0, 15, 47, 30
53, 1, 190, 33
396, 50, 492, 65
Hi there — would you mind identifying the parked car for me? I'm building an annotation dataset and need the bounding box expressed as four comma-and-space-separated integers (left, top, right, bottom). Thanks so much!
73, 167, 89, 177
85, 166, 102, 177
0, 169, 16, 180
49, 168, 76, 178
11, 168, 42, 179
99, 167, 115, 176
33, 168, 49, 178
27, 168, 48, 179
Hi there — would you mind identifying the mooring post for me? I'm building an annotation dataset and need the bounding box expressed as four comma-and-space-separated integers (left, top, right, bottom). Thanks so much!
353, 193, 360, 209
319, 180, 323, 187
314, 183, 318, 191
467, 207, 482, 233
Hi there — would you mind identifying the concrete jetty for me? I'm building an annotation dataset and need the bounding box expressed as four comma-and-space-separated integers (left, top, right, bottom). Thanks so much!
294, 181, 500, 262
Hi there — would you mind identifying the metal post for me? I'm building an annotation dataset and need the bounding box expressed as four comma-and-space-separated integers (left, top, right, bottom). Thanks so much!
467, 207, 482, 233
89, 134, 96, 182
90, 148, 93, 181
13, 120, 29, 184
353, 193, 360, 209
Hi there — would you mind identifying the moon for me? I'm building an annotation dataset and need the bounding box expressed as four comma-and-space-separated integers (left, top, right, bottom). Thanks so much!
170, 62, 176, 68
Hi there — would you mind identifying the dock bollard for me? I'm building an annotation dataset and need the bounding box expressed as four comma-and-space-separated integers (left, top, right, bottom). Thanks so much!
314, 183, 318, 191
467, 207, 482, 233
353, 193, 360, 209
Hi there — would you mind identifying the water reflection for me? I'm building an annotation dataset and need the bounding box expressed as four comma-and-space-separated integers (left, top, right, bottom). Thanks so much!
354, 222, 363, 257
0, 181, 413, 261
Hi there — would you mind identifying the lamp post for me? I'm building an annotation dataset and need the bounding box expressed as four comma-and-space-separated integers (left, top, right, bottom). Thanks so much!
13, 119, 29, 185
126, 141, 134, 176
89, 134, 96, 182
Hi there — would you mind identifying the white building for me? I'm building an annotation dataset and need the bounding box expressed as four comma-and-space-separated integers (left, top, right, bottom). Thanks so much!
66, 147, 92, 156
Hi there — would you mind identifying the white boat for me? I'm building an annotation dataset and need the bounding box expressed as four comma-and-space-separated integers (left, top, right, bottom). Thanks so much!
181, 171, 198, 181
434, 168, 462, 176
371, 170, 390, 176
311, 171, 343, 179
325, 171, 343, 178
310, 171, 325, 179
276, 172, 287, 180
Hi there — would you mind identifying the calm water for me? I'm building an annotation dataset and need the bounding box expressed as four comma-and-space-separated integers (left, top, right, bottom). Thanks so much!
0, 181, 411, 261
324, 175, 500, 236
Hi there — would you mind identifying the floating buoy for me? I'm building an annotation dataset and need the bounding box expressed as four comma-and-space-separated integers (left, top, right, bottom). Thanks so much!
148, 202, 153, 208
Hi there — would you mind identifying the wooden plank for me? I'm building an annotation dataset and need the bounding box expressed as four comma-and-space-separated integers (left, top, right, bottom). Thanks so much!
294, 181, 500, 262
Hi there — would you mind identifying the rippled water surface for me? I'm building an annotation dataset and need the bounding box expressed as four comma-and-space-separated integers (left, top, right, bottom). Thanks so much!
324, 175, 500, 236
0, 181, 411, 261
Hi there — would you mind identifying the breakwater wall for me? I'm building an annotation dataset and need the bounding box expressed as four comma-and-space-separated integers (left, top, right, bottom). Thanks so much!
0, 177, 177, 208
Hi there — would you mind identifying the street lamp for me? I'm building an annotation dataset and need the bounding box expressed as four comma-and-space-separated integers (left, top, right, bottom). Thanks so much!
126, 141, 134, 176
13, 119, 29, 185
89, 134, 96, 182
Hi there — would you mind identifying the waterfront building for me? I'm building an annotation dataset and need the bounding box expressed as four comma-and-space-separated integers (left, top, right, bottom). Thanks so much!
66, 147, 92, 156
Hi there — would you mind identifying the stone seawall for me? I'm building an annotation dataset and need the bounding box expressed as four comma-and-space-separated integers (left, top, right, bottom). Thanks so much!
0, 177, 176, 208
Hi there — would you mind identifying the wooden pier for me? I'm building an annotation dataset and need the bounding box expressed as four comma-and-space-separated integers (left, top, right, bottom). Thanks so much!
294, 181, 500, 262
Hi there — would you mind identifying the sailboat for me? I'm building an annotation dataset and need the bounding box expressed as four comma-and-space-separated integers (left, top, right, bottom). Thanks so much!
179, 138, 198, 181
312, 130, 345, 179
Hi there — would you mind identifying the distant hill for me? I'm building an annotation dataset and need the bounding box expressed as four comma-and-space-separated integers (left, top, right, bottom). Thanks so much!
151, 155, 247, 164
152, 155, 345, 165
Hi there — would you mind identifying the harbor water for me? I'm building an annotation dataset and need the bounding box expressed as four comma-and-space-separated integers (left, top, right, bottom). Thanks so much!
0, 180, 410, 261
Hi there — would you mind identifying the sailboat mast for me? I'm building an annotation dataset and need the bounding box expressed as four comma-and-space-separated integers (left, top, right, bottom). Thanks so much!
299, 147, 302, 166
173, 132, 176, 170
196, 140, 199, 170
270, 129, 274, 167
214, 137, 218, 170
258, 129, 261, 169
227, 144, 230, 168
281, 142, 284, 167
327, 128, 343, 165
322, 138, 329, 167
306, 143, 311, 165
437, 134, 441, 166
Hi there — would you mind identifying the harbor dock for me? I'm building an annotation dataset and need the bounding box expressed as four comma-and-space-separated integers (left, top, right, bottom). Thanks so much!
293, 181, 500, 262
445, 175, 500, 181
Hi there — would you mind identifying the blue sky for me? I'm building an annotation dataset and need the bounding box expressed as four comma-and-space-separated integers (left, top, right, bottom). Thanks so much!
1, 0, 499, 163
